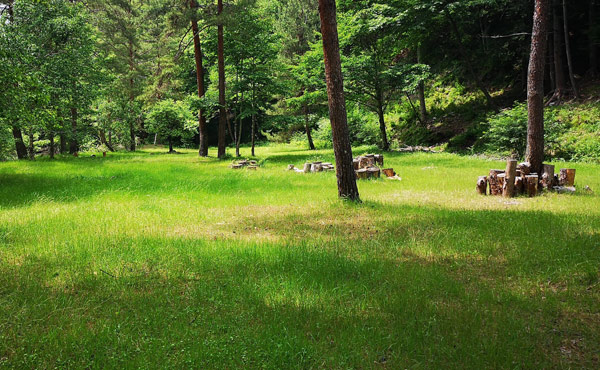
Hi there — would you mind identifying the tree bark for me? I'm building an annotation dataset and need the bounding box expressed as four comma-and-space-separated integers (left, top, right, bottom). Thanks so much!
377, 103, 389, 151
11, 126, 28, 159
552, 0, 567, 102
217, 0, 227, 158
60, 133, 66, 154
562, 0, 578, 98
318, 0, 360, 201
526, 0, 550, 175
251, 113, 256, 156
590, 0, 598, 77
417, 44, 427, 123
191, 0, 208, 157
129, 124, 136, 151
49, 132, 55, 159
304, 105, 316, 150
69, 107, 78, 154
169, 137, 174, 153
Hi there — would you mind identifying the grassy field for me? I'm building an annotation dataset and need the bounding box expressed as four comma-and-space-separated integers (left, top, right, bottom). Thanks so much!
0, 144, 599, 369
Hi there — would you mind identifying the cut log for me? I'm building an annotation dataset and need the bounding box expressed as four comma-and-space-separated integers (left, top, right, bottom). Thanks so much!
303, 163, 312, 173
477, 176, 488, 195
374, 154, 384, 166
358, 156, 375, 169
489, 169, 505, 196
541, 164, 555, 189
497, 174, 506, 193
503, 160, 518, 198
287, 164, 296, 171
367, 167, 381, 178
525, 175, 539, 197
311, 163, 323, 172
515, 176, 524, 195
382, 168, 395, 178
559, 169, 576, 186
231, 164, 243, 169
356, 168, 369, 179
517, 162, 531, 176
353, 159, 360, 170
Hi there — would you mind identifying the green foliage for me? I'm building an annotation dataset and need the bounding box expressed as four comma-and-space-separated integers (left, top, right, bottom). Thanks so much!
146, 100, 195, 150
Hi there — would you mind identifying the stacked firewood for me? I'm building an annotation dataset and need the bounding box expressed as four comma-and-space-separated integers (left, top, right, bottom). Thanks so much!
288, 162, 335, 173
231, 159, 259, 170
477, 160, 577, 197
353, 154, 399, 180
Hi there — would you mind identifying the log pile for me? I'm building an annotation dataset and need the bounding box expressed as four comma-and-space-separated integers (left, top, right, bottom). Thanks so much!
288, 162, 335, 173
396, 146, 440, 153
352, 154, 400, 180
477, 160, 577, 197
231, 159, 259, 170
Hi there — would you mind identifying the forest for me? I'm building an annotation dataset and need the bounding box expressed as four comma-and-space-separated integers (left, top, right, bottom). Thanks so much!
0, 0, 598, 161
1, 0, 600, 368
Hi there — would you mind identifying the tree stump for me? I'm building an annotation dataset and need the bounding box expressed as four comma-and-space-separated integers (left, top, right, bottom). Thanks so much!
559, 169, 576, 186
503, 160, 518, 198
356, 169, 369, 179
359, 156, 375, 169
540, 164, 555, 189
367, 167, 380, 178
287, 164, 296, 171
353, 159, 360, 170
303, 163, 312, 173
525, 175, 539, 197
489, 169, 505, 195
374, 154, 384, 166
382, 168, 395, 178
477, 176, 488, 195
311, 163, 323, 172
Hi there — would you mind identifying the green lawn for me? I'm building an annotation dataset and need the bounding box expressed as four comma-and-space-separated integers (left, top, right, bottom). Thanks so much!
1, 145, 599, 369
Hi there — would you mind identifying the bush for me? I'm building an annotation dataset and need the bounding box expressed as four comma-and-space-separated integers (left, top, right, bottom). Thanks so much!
479, 102, 600, 161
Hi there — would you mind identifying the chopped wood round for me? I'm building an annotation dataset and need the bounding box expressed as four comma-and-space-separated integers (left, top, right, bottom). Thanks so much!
382, 168, 395, 178
489, 169, 505, 196
525, 175, 539, 197
367, 167, 380, 178
303, 163, 312, 173
541, 164, 555, 189
356, 169, 368, 179
477, 176, 488, 195
503, 160, 517, 198
559, 169, 576, 187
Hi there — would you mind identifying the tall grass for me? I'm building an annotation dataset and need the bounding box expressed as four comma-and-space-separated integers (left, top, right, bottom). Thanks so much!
1, 145, 598, 368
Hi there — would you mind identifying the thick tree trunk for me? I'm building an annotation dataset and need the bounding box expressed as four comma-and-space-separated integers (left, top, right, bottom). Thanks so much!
11, 126, 28, 159
562, 0, 578, 98
191, 0, 208, 157
417, 44, 427, 123
552, 0, 567, 102
69, 107, 78, 155
526, 0, 550, 175
318, 0, 360, 201
168, 137, 174, 153
217, 0, 227, 158
304, 105, 316, 150
377, 104, 389, 151
590, 0, 598, 77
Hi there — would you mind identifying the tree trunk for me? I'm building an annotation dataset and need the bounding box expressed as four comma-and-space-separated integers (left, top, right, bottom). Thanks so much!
129, 124, 136, 151
169, 137, 173, 153
562, 0, 578, 98
590, 0, 598, 77
191, 0, 208, 157
69, 107, 78, 155
526, 0, 550, 175
49, 132, 55, 159
60, 133, 66, 154
318, 0, 360, 201
552, 0, 567, 102
11, 126, 28, 159
377, 103, 389, 151
217, 0, 227, 159
304, 105, 316, 150
27, 127, 35, 160
251, 113, 256, 157
417, 44, 427, 123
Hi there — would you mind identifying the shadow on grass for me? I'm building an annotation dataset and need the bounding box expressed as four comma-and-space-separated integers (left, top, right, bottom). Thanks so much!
1, 201, 598, 367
